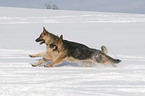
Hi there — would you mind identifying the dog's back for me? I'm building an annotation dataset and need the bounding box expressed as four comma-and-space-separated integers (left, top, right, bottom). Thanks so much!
62, 40, 121, 67
63, 40, 95, 60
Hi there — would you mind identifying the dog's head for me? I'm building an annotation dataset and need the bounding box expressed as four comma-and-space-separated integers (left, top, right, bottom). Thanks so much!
35, 27, 52, 45
50, 35, 63, 52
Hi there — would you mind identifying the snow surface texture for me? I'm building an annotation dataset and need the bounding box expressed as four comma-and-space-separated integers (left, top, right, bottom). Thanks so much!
0, 7, 145, 96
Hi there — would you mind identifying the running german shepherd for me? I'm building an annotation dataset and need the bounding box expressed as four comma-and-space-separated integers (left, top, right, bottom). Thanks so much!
29, 27, 59, 66
44, 35, 121, 67
29, 27, 108, 67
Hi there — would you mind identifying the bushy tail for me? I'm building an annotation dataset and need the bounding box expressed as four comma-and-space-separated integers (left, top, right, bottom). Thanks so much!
101, 46, 108, 54
106, 55, 121, 64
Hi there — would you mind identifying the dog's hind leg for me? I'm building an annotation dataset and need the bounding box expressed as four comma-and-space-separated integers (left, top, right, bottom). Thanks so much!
102, 54, 121, 67
29, 51, 46, 58
110, 62, 117, 67
92, 52, 120, 67
106, 61, 117, 67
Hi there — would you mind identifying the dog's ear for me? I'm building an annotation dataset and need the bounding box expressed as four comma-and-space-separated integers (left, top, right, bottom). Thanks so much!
43, 27, 48, 31
60, 35, 63, 40
56, 35, 59, 40
55, 35, 60, 42
57, 35, 63, 44
43, 27, 46, 31
43, 27, 49, 35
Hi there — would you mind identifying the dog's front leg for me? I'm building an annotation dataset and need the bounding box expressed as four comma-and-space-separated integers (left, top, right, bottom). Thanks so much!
32, 58, 48, 67
44, 50, 67, 67
29, 51, 46, 58
44, 52, 65, 67
31, 51, 57, 67
44, 58, 64, 67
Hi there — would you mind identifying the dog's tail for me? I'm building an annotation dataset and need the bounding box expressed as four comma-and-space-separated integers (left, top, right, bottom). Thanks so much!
101, 45, 108, 54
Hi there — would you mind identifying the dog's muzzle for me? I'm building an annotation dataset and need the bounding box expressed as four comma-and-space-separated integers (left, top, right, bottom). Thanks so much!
35, 38, 45, 45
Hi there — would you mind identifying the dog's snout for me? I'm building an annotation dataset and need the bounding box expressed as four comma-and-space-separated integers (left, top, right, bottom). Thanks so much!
35, 38, 40, 42
35, 39, 38, 42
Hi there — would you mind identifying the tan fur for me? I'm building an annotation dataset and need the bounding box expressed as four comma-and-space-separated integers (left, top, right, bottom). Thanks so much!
44, 50, 66, 67
32, 48, 58, 67
29, 51, 46, 58
30, 27, 58, 66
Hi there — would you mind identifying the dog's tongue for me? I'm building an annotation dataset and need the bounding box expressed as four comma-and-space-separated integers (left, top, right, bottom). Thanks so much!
53, 46, 56, 50
40, 41, 43, 44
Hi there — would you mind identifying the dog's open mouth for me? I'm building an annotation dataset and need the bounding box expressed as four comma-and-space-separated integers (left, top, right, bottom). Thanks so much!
39, 40, 45, 45
35, 38, 45, 45
53, 46, 56, 50
53, 45, 58, 51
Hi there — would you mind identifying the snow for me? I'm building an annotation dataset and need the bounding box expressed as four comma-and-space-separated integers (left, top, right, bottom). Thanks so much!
0, 7, 145, 96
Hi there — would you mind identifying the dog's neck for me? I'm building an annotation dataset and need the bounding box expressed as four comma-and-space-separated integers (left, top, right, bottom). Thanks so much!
57, 43, 64, 53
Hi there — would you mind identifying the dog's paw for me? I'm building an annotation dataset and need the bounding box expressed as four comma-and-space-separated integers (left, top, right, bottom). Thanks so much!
29, 55, 36, 58
31, 64, 37, 67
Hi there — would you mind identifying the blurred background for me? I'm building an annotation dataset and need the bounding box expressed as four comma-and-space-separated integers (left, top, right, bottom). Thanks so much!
0, 0, 145, 14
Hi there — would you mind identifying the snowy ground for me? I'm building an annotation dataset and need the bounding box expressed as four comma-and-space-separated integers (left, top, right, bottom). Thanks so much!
0, 7, 145, 96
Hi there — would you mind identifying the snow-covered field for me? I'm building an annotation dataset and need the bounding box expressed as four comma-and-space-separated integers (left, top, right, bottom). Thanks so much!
0, 7, 145, 96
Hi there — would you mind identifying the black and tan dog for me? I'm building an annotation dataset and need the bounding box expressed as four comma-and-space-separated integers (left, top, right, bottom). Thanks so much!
29, 27, 108, 67
29, 27, 59, 66
44, 35, 121, 67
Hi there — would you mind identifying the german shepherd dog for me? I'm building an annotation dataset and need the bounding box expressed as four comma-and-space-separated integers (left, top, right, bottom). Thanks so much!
29, 27, 109, 67
29, 27, 59, 67
44, 35, 121, 67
